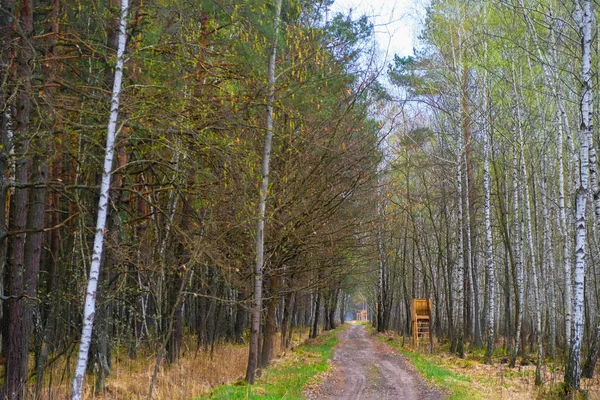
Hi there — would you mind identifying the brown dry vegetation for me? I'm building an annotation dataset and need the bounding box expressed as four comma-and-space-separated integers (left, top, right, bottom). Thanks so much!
22, 329, 309, 400
377, 331, 600, 400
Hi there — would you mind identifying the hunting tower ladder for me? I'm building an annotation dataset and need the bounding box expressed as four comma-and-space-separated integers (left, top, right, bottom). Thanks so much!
411, 298, 432, 348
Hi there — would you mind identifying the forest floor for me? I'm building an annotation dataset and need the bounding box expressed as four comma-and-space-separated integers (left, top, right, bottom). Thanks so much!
377, 330, 600, 399
205, 326, 344, 399
306, 324, 444, 399
21, 324, 600, 399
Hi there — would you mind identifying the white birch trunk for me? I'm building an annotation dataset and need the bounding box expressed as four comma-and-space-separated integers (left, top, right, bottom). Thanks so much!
519, 132, 543, 385
589, 81, 600, 241
482, 120, 495, 359
551, 17, 573, 353
593, 15, 600, 236
464, 164, 474, 342
377, 194, 385, 332
71, 0, 129, 398
566, 0, 592, 389
482, 84, 495, 365
482, 3, 495, 362
559, 117, 572, 349
520, 0, 574, 346
447, 13, 465, 357
541, 153, 557, 360
246, 0, 283, 384
510, 68, 524, 368
518, 0, 572, 144
514, 59, 544, 384
455, 139, 465, 358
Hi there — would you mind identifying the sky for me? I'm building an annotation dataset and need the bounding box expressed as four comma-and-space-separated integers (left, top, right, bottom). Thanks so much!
330, 0, 425, 61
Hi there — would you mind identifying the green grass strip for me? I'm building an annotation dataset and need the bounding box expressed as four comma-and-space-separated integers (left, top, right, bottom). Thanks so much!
201, 326, 344, 399
380, 337, 480, 400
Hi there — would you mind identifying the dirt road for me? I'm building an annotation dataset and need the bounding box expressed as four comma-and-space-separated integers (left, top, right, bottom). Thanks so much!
309, 324, 444, 400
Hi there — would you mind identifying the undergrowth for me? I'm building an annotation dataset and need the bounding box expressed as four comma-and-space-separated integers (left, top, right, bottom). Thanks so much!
379, 336, 480, 400
377, 333, 595, 399
10, 328, 310, 399
202, 325, 345, 399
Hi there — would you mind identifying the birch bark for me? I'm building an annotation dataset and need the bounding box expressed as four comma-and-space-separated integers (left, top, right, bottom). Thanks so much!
482, 74, 494, 365
516, 59, 543, 385
455, 139, 465, 358
246, 0, 283, 384
582, 7, 600, 379
464, 161, 475, 342
482, 3, 495, 363
377, 202, 386, 332
509, 68, 524, 369
518, 0, 574, 347
71, 0, 128, 398
565, 0, 592, 390
541, 153, 556, 360
519, 125, 543, 385
550, 12, 574, 354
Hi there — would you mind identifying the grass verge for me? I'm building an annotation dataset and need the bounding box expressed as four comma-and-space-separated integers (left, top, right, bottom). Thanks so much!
202, 326, 344, 399
378, 336, 479, 400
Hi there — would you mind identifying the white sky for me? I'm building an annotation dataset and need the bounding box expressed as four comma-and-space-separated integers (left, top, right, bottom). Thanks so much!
330, 0, 424, 60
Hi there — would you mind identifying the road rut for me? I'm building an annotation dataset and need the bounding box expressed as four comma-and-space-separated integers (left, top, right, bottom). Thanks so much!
309, 324, 445, 400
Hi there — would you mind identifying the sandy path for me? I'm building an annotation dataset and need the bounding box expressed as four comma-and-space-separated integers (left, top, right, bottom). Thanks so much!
309, 324, 445, 400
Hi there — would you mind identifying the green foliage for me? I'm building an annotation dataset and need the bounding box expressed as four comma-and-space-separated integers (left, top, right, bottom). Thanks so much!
536, 382, 587, 400
325, 12, 373, 61
381, 337, 479, 400
202, 326, 344, 399
388, 54, 442, 96
1, 0, 386, 393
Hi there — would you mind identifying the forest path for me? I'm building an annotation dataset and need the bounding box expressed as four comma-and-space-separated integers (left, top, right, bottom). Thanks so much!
309, 324, 445, 400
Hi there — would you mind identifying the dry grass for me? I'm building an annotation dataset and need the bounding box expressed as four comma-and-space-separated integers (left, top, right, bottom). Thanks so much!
377, 331, 600, 399
23, 329, 309, 400
99, 343, 249, 400
430, 352, 537, 399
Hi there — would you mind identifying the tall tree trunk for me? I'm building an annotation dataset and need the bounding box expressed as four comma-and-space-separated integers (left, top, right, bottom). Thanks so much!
482, 55, 495, 363
246, 0, 283, 384
34, 3, 61, 385
260, 273, 279, 368
582, 323, 600, 378
71, 0, 129, 397
377, 200, 386, 333
583, 2, 600, 379
541, 153, 557, 361
234, 289, 247, 345
565, 0, 592, 390
167, 167, 195, 364
323, 290, 331, 332
4, 130, 29, 400
311, 288, 321, 339
508, 65, 525, 369
463, 155, 476, 345
2, 0, 34, 396
20, 155, 48, 382
0, 0, 15, 368
328, 289, 339, 331
280, 289, 294, 350
455, 142, 465, 358
340, 292, 346, 325
520, 139, 543, 385
513, 67, 544, 384
518, 0, 573, 351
